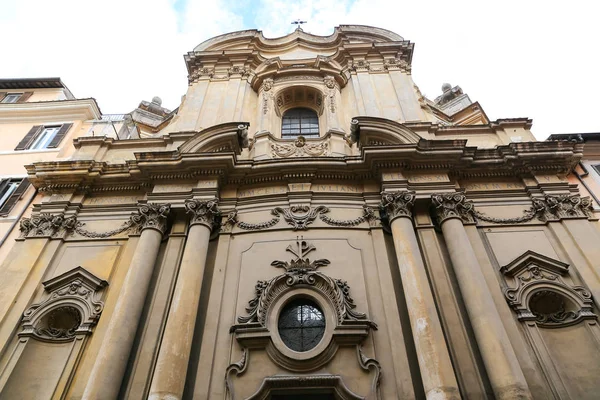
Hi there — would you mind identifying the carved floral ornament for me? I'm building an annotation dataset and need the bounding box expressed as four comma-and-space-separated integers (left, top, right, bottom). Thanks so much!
19, 203, 173, 240
227, 239, 380, 400
430, 192, 594, 226
270, 135, 330, 158
501, 251, 597, 328
20, 267, 108, 341
232, 205, 377, 231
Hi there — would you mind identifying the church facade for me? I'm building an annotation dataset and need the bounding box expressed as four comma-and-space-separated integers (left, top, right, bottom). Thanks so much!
0, 25, 599, 400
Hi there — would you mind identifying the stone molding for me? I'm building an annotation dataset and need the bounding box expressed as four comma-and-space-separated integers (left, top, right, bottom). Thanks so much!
235, 205, 377, 231
501, 251, 597, 327
129, 203, 171, 234
184, 198, 220, 229
20, 266, 108, 342
380, 191, 415, 222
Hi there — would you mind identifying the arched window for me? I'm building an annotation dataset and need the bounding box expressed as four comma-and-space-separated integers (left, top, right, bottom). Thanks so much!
281, 108, 319, 139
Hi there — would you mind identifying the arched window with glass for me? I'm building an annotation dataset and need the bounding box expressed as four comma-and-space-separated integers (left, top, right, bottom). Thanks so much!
281, 107, 319, 139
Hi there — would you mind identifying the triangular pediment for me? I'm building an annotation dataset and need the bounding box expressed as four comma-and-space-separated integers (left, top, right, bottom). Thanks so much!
500, 250, 569, 277
43, 266, 108, 292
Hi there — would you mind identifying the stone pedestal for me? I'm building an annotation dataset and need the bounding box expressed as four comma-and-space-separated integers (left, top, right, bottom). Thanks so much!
382, 192, 460, 399
149, 199, 219, 400
82, 204, 171, 400
432, 193, 532, 400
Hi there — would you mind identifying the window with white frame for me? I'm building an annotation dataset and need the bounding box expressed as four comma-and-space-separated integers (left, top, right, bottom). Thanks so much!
1, 93, 22, 103
29, 126, 60, 150
14, 123, 72, 151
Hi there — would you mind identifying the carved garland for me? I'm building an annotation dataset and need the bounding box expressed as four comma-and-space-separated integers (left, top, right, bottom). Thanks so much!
431, 193, 594, 225
21, 203, 175, 240
270, 136, 330, 158
236, 205, 377, 231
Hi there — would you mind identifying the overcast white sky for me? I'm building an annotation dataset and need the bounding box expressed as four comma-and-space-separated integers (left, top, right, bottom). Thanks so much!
1, 0, 598, 139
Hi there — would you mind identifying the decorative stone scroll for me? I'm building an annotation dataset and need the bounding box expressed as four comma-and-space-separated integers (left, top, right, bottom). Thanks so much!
19, 213, 77, 238
431, 193, 476, 224
235, 205, 377, 231
20, 266, 108, 341
236, 239, 372, 327
184, 198, 220, 229
228, 239, 380, 399
501, 251, 597, 327
270, 136, 330, 158
380, 191, 415, 221
129, 203, 171, 234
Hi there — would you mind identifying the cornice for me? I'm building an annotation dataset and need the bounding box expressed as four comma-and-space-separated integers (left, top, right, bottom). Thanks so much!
25, 137, 583, 192
0, 98, 101, 122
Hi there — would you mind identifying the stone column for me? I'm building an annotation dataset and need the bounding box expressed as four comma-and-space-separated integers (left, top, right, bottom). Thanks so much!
431, 193, 532, 400
82, 203, 171, 400
382, 192, 460, 400
149, 199, 220, 400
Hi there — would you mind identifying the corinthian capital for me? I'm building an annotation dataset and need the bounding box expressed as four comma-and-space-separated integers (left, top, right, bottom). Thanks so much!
431, 193, 475, 224
19, 213, 77, 238
185, 198, 220, 228
381, 191, 416, 222
129, 203, 171, 234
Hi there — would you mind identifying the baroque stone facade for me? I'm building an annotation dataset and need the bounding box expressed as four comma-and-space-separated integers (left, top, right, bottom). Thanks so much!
0, 25, 600, 400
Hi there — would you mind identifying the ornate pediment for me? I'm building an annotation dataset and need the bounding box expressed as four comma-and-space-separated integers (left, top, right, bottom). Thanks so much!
21, 266, 108, 341
178, 122, 248, 154
501, 251, 596, 327
500, 250, 569, 277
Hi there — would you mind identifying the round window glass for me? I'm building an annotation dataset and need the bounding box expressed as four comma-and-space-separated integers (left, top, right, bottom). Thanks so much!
278, 298, 326, 352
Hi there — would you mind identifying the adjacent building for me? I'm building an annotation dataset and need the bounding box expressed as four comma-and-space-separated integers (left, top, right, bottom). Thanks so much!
0, 25, 599, 400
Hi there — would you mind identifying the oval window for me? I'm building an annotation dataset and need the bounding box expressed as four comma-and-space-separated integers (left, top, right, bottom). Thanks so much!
278, 298, 325, 352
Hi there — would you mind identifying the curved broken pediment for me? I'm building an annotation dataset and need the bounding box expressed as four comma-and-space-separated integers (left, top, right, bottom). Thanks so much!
178, 122, 249, 154
350, 116, 422, 146
193, 25, 405, 53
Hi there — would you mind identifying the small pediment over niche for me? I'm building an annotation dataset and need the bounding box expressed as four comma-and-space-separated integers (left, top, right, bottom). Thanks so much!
500, 250, 569, 278
178, 122, 249, 154
43, 266, 108, 292
350, 116, 421, 147
21, 266, 108, 341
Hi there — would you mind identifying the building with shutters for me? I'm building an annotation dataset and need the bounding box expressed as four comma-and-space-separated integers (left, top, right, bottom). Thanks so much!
1, 25, 600, 400
0, 79, 101, 265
